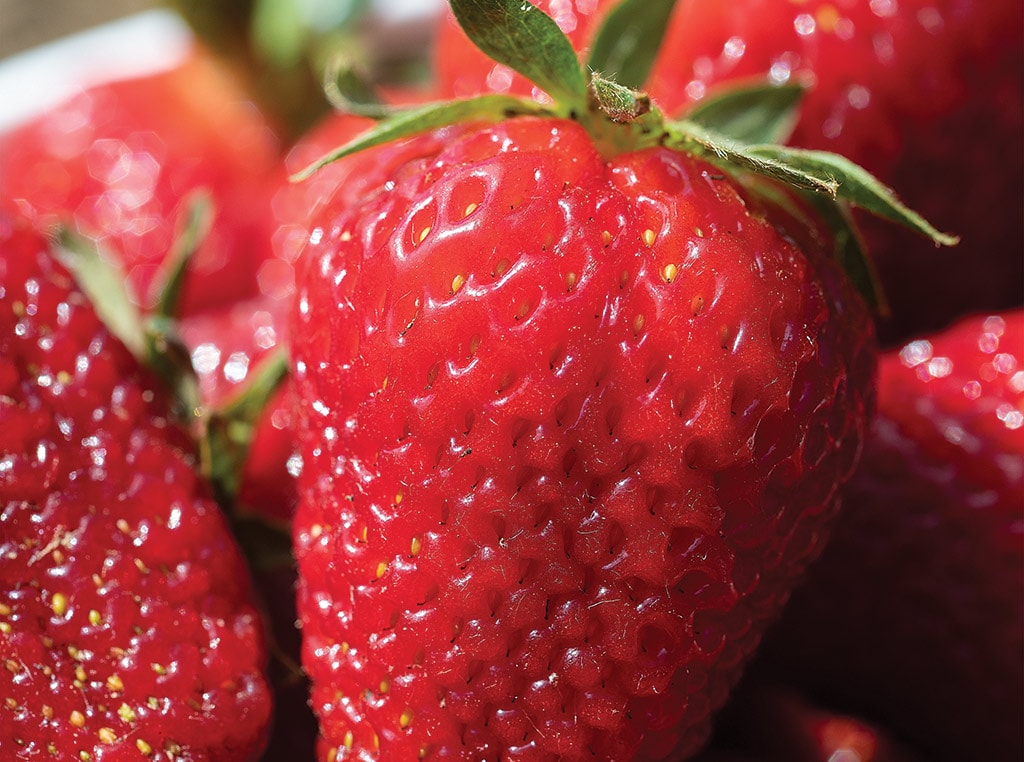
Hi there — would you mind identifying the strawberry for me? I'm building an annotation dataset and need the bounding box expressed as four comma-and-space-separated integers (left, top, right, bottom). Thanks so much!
286, 2, 950, 757
433, 0, 1023, 342
758, 311, 1024, 760
0, 213, 272, 759
0, 45, 281, 316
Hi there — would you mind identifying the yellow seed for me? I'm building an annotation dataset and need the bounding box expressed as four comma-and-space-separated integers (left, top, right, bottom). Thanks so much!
6, 658, 20, 673
116, 519, 131, 534
107, 674, 124, 693
565, 271, 578, 291
92, 574, 102, 587
4, 697, 16, 709
360, 526, 368, 543
0, 603, 10, 616
601, 230, 613, 245
340, 230, 353, 242
136, 738, 153, 755
642, 229, 656, 247
373, 733, 380, 750
151, 663, 166, 676
341, 642, 350, 655
451, 273, 466, 294
410, 537, 422, 557
380, 678, 390, 694
394, 491, 404, 506
376, 561, 388, 579
417, 226, 431, 244
400, 709, 413, 729
327, 747, 339, 762
662, 263, 679, 283
633, 314, 646, 333
79, 752, 91, 761
42, 704, 53, 719
88, 610, 102, 626
344, 730, 354, 749
0, 622, 11, 635
75, 666, 87, 683
98, 728, 117, 744
50, 593, 67, 618
463, 202, 478, 217
147, 697, 159, 710
56, 371, 72, 386
118, 703, 136, 723
70, 710, 86, 728
134, 559, 149, 574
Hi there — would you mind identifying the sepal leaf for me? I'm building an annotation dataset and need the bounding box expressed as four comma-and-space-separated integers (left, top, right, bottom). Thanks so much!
293, 94, 551, 179
745, 144, 958, 246
587, 0, 678, 91
449, 0, 588, 106
685, 81, 805, 145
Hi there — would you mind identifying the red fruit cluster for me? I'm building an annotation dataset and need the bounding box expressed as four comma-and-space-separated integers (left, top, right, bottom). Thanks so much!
0, 218, 271, 759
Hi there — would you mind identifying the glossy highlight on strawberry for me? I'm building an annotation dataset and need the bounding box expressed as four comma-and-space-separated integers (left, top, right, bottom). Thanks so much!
0, 215, 272, 759
291, 113, 876, 760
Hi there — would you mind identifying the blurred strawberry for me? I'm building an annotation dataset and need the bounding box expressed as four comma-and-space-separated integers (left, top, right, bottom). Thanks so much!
0, 212, 272, 759
0, 45, 281, 316
759, 311, 1024, 760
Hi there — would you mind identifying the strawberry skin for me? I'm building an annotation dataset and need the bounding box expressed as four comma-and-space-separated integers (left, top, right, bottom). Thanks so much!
0, 217, 271, 759
759, 312, 1024, 760
291, 116, 876, 759
0, 47, 281, 316
433, 0, 1023, 342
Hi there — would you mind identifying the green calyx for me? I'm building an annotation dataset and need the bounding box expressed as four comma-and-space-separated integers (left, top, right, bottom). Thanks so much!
53, 195, 288, 510
297, 0, 956, 308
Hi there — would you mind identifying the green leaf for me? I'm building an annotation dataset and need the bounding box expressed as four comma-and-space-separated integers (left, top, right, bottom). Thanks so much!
685, 81, 805, 145
152, 191, 215, 320
292, 93, 550, 180
322, 51, 391, 119
54, 229, 146, 358
745, 144, 959, 246
203, 350, 290, 504
449, 0, 588, 107
799, 190, 888, 313
587, 0, 677, 91
669, 121, 839, 195
143, 316, 204, 426
252, 0, 308, 67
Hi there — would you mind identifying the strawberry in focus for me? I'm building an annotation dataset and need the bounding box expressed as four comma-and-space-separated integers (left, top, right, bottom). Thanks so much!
282, 2, 910, 754
759, 311, 1024, 760
433, 0, 1024, 342
0, 45, 281, 316
0, 215, 272, 759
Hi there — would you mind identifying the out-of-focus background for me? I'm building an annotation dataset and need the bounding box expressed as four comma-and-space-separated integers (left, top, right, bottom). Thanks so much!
2, 0, 157, 57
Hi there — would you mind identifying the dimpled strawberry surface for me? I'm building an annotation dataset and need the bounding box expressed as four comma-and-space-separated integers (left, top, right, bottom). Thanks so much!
291, 115, 876, 760
0, 218, 271, 759
434, 0, 1024, 342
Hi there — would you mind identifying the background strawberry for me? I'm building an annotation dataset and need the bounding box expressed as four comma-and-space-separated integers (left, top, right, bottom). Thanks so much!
0, 44, 281, 316
0, 213, 272, 759
432, 0, 1024, 343
756, 311, 1024, 760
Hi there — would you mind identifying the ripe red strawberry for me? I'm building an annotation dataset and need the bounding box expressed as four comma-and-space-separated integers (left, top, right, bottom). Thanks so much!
433, 0, 1023, 342
0, 46, 281, 316
0, 214, 272, 759
758, 311, 1024, 760
277, 1, 955, 756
